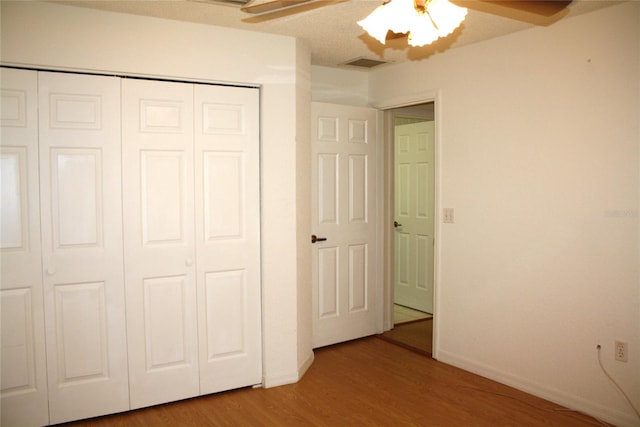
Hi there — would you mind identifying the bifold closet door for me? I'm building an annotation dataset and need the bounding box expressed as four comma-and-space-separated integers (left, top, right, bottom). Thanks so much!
122, 79, 263, 407
121, 79, 200, 409
38, 72, 129, 424
0, 68, 49, 427
194, 84, 262, 394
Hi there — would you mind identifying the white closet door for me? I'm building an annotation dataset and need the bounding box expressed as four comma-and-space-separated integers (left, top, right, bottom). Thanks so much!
38, 72, 129, 424
194, 84, 262, 394
121, 79, 199, 409
0, 68, 49, 427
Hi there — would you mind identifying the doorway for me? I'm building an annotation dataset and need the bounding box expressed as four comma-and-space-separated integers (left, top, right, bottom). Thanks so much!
393, 117, 435, 315
383, 101, 437, 356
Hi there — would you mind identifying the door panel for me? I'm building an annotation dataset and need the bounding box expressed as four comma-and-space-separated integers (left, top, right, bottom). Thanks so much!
203, 152, 243, 238
143, 276, 190, 370
140, 151, 187, 243
348, 244, 368, 311
53, 282, 109, 383
1, 68, 46, 427
204, 270, 245, 357
0, 148, 27, 250
349, 155, 368, 222
50, 149, 102, 247
318, 247, 339, 318
1, 289, 37, 389
312, 102, 378, 348
194, 84, 261, 394
394, 121, 435, 314
38, 71, 129, 424
318, 153, 339, 224
122, 79, 199, 409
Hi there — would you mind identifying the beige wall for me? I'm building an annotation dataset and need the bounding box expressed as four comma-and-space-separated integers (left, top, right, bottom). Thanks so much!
296, 39, 315, 377
369, 3, 639, 426
0, 0, 313, 388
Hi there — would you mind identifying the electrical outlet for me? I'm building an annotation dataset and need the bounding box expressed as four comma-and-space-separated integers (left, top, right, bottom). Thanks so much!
615, 341, 628, 362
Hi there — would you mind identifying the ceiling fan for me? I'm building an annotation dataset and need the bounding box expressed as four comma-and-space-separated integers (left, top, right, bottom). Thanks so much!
234, 0, 573, 44
238, 0, 573, 18
239, 0, 313, 14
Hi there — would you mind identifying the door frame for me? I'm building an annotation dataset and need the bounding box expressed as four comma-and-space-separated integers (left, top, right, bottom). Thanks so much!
375, 89, 442, 359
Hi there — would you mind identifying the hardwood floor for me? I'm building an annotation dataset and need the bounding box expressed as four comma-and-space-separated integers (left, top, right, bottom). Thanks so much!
393, 304, 432, 324
60, 337, 609, 427
379, 318, 433, 355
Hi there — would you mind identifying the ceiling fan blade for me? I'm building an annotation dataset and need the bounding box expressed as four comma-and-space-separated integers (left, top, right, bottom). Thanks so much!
477, 0, 573, 17
451, 0, 572, 25
240, 0, 312, 14
241, 0, 347, 23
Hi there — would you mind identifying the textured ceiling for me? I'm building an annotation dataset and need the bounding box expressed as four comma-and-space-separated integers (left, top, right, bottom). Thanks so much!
52, 0, 624, 69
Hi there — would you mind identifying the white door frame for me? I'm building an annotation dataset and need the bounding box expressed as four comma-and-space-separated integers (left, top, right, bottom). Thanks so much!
374, 90, 442, 359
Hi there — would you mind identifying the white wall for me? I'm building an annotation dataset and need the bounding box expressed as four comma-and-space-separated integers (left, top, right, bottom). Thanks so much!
0, 0, 313, 389
296, 39, 315, 378
370, 3, 639, 426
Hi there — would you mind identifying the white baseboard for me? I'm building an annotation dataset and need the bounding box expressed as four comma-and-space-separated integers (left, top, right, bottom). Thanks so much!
437, 350, 638, 427
262, 351, 315, 389
297, 350, 315, 379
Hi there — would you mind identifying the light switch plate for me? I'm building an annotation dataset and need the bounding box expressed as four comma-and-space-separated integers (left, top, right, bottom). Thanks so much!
443, 208, 454, 224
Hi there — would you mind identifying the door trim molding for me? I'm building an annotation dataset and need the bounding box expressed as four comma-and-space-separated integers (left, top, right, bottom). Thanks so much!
373, 89, 439, 111
0, 64, 260, 89
377, 89, 442, 360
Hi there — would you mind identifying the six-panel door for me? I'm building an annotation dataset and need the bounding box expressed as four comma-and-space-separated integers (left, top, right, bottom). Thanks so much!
311, 102, 378, 348
38, 72, 130, 424
394, 121, 435, 313
0, 68, 49, 427
194, 84, 262, 395
121, 78, 200, 409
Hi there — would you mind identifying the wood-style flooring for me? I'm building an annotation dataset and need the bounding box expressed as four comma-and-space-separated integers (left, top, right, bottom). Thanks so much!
59, 337, 610, 427
378, 318, 433, 355
392, 304, 432, 324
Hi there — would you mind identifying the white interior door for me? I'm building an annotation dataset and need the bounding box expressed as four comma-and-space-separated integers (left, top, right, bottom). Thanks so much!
121, 79, 199, 409
394, 121, 435, 314
311, 102, 378, 348
194, 84, 262, 394
0, 68, 49, 427
38, 71, 129, 424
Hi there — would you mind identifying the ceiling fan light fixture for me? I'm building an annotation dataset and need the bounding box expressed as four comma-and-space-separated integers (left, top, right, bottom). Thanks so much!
356, 4, 390, 43
380, 0, 417, 35
408, 13, 439, 47
357, 0, 467, 47
427, 0, 468, 37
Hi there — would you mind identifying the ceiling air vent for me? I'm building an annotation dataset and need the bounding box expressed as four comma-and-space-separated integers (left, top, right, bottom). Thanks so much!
342, 58, 390, 69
